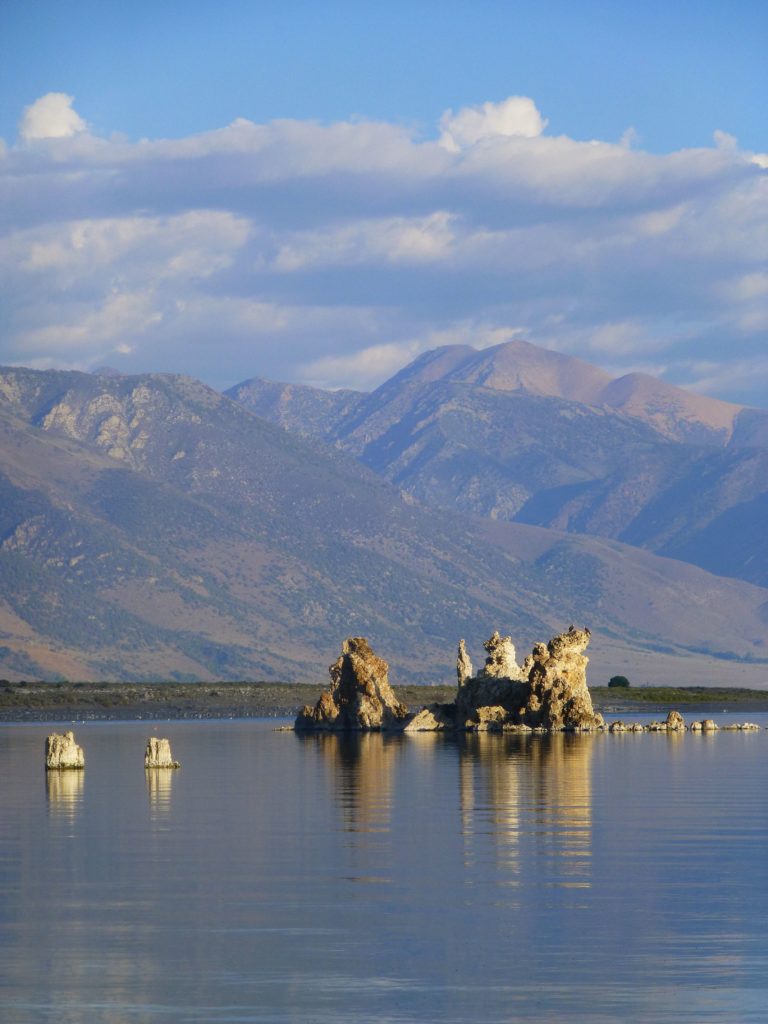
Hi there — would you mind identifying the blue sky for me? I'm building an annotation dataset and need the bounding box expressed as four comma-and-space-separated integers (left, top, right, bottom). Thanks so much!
1, 0, 766, 403
2, 0, 766, 151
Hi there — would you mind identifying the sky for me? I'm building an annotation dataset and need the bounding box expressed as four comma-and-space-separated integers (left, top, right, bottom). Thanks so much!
1, 0, 766, 404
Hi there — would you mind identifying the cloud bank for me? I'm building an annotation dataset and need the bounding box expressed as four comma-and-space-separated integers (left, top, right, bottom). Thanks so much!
1, 93, 766, 403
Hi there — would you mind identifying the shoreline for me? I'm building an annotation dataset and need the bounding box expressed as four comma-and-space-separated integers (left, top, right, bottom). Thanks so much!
1, 681, 768, 723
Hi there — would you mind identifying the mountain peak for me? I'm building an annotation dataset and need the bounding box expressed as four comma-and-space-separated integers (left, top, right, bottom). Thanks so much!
373, 339, 757, 444
598, 371, 743, 440
382, 339, 613, 404
446, 340, 613, 403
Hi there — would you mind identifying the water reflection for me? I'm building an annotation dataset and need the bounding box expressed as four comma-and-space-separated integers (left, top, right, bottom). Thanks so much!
4, 718, 768, 1023
306, 732, 400, 836
459, 733, 594, 889
145, 767, 175, 818
45, 769, 84, 822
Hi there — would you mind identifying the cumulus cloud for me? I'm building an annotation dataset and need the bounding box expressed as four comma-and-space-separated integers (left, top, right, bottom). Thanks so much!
1, 93, 766, 404
439, 96, 547, 151
273, 212, 456, 271
684, 355, 768, 402
19, 93, 87, 140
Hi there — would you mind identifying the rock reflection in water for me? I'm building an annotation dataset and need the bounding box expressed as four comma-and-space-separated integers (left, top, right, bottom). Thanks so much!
307, 732, 401, 837
145, 767, 175, 818
460, 733, 594, 889
45, 766, 84, 822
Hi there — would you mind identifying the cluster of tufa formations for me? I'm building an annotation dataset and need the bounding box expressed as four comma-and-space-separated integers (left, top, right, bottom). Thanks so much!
294, 628, 766, 735
296, 626, 605, 733
45, 732, 180, 769
609, 716, 761, 733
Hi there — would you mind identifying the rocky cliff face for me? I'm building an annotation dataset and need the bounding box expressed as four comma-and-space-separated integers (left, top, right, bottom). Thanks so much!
295, 637, 410, 731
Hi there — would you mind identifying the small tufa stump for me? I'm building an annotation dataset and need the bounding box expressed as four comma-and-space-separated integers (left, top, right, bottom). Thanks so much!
45, 731, 85, 770
666, 710, 685, 732
144, 737, 180, 769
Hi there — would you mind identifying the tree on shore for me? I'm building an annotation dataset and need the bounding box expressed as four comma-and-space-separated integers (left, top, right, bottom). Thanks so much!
608, 675, 631, 688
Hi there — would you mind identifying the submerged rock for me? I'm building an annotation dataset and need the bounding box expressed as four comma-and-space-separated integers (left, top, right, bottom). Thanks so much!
295, 637, 409, 731
45, 731, 85, 770
144, 737, 181, 769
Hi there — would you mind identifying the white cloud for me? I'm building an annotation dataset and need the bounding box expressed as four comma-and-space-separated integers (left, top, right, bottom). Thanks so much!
302, 342, 426, 390
301, 322, 530, 390
633, 203, 689, 236
1, 94, 766, 405
18, 290, 161, 354
273, 212, 456, 271
685, 356, 768, 400
583, 321, 655, 356
19, 93, 87, 140
721, 271, 768, 302
3, 211, 250, 290
439, 96, 547, 151
713, 129, 738, 151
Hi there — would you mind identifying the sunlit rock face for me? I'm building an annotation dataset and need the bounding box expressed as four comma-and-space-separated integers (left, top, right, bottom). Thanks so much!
457, 639, 473, 687
519, 628, 601, 730
144, 737, 181, 769
403, 703, 456, 732
480, 630, 524, 681
295, 637, 409, 731
666, 710, 685, 731
45, 731, 85, 769
435, 626, 602, 732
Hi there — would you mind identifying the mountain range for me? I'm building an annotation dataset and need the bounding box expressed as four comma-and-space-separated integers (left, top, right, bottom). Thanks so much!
229, 339, 768, 589
0, 342, 766, 686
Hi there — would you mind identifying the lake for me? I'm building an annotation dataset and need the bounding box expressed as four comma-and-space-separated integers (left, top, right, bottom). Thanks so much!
1, 716, 767, 1023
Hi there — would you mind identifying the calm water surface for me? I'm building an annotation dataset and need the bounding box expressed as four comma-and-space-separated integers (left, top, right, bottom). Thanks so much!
1, 716, 767, 1023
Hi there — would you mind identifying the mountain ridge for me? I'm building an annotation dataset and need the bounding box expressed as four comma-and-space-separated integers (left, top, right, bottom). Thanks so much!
1, 364, 766, 686
228, 340, 768, 588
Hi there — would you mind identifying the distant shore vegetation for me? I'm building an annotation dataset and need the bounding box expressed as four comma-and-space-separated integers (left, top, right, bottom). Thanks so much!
1, 680, 768, 722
